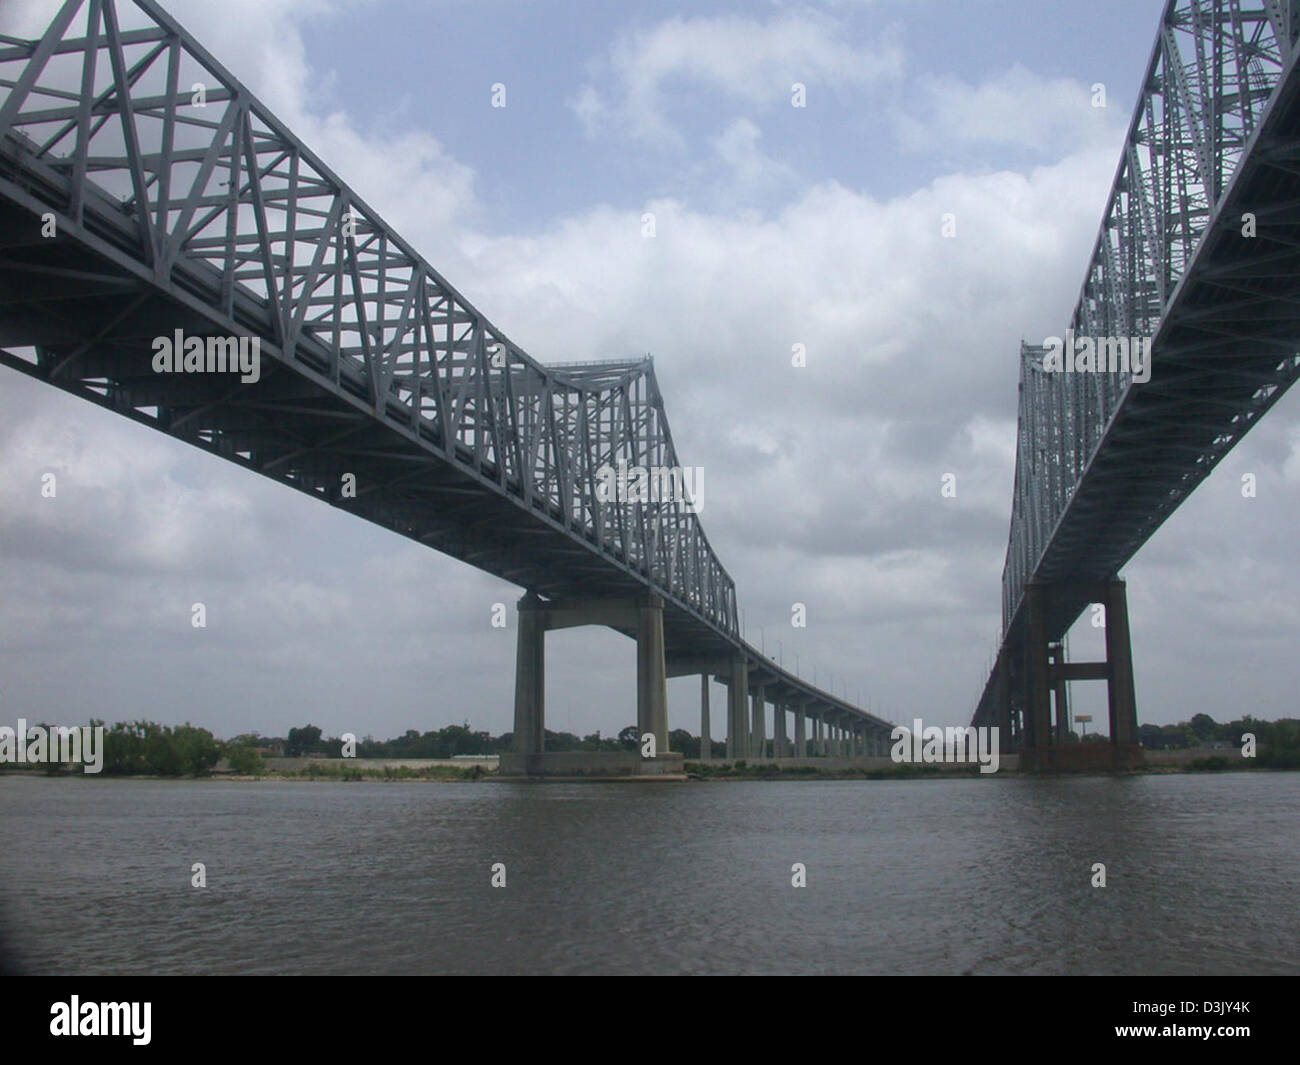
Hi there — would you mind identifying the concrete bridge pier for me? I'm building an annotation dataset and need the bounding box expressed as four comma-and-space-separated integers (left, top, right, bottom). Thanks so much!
794, 705, 807, 757
512, 592, 546, 756
994, 647, 1013, 754
503, 592, 682, 779
1019, 580, 1142, 772
727, 658, 749, 760
751, 684, 766, 758
636, 594, 669, 753
699, 674, 711, 761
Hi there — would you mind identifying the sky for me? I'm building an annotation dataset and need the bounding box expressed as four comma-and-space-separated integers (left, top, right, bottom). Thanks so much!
1, 0, 1298, 744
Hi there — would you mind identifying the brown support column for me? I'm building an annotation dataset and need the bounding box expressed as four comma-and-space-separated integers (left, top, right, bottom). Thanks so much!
994, 647, 1013, 754
1024, 583, 1053, 754
1051, 642, 1070, 744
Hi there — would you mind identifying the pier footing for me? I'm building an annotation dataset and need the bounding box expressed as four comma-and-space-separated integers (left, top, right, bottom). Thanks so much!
498, 751, 686, 781
1018, 744, 1145, 773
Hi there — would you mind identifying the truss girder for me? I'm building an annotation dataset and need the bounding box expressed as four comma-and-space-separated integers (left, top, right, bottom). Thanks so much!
1001, 0, 1300, 638
0, 0, 739, 632
0, 0, 900, 733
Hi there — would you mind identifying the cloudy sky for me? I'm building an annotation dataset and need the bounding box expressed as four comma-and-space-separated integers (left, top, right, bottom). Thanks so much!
2, 0, 1297, 744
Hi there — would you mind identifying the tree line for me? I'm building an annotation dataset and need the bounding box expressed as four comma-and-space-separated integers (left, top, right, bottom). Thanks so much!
14, 711, 1298, 777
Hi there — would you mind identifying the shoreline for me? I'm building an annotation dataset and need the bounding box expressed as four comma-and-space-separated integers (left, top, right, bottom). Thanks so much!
0, 758, 1288, 784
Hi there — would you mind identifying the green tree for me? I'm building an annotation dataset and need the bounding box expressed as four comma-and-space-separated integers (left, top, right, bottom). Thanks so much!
285, 724, 323, 757
225, 744, 265, 775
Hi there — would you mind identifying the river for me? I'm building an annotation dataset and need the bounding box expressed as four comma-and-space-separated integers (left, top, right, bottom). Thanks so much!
1, 772, 1296, 974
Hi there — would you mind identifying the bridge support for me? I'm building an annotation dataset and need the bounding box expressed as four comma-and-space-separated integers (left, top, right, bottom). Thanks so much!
699, 674, 712, 761
1017, 580, 1143, 772
727, 658, 749, 760
1050, 641, 1070, 745
636, 595, 669, 754
751, 684, 766, 759
512, 593, 546, 755
994, 647, 1013, 754
1105, 580, 1139, 749
794, 706, 807, 757
506, 592, 678, 776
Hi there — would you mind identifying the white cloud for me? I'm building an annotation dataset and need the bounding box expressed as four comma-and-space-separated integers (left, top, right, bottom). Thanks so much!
572, 13, 904, 145
898, 64, 1124, 156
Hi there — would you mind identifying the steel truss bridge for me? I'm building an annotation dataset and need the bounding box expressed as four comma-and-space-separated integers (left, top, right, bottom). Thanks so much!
973, 0, 1300, 767
0, 0, 892, 773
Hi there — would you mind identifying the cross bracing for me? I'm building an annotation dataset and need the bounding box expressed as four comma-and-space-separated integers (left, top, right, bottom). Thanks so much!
1001, 0, 1300, 641
977, 0, 1300, 732
0, 0, 892, 736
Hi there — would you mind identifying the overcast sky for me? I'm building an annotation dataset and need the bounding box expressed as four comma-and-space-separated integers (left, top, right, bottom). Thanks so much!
2, 0, 1297, 744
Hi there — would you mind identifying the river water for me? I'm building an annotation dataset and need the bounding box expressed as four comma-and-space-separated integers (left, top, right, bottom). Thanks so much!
0, 772, 1296, 975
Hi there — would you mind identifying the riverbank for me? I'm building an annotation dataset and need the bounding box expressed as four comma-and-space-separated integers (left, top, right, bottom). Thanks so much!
0, 748, 1286, 782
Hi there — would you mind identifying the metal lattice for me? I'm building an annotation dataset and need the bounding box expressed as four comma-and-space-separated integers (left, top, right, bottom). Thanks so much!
1001, 0, 1300, 635
0, 0, 737, 635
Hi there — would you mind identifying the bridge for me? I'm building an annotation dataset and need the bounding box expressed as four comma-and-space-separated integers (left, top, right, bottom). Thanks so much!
0, 0, 895, 777
972, 0, 1300, 769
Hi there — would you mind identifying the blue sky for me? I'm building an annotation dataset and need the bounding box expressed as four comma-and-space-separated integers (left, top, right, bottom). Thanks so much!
3, 0, 1297, 743
295, 0, 1165, 230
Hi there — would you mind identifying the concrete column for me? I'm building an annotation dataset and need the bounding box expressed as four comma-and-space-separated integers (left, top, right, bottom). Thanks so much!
1106, 580, 1138, 747
637, 594, 669, 755
1050, 642, 1070, 744
699, 673, 711, 762
750, 684, 766, 759
994, 647, 1013, 753
512, 594, 545, 755
727, 658, 748, 760
774, 703, 787, 757
1024, 583, 1053, 749
795, 706, 807, 757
